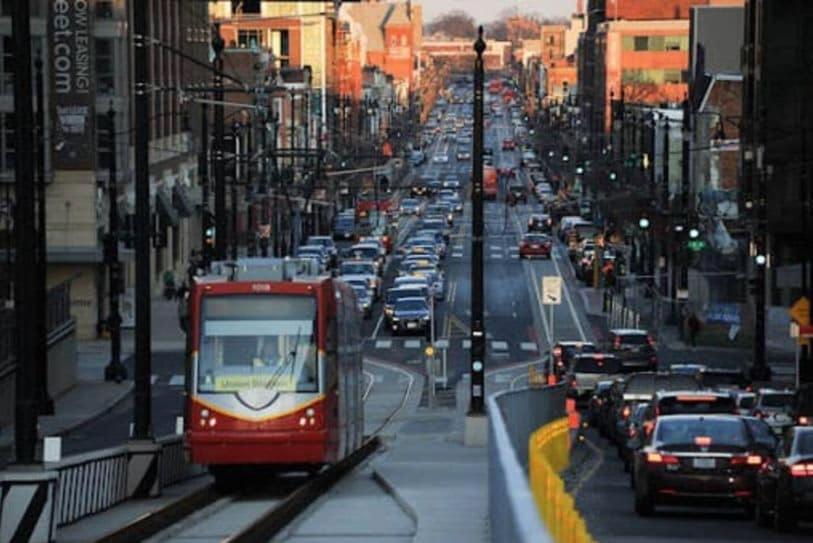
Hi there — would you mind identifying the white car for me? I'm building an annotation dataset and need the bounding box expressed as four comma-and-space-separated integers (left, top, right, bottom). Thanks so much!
433, 154, 449, 164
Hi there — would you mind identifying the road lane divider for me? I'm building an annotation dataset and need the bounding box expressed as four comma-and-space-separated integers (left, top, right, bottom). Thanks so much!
529, 419, 595, 543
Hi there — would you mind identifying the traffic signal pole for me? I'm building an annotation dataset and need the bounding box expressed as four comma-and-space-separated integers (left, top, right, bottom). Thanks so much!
213, 24, 227, 261
200, 101, 211, 269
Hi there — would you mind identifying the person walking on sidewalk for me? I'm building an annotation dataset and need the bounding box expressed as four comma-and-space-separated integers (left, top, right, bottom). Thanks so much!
687, 312, 701, 348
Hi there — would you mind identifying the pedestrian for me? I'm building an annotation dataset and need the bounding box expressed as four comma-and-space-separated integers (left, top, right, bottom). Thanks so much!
687, 312, 701, 348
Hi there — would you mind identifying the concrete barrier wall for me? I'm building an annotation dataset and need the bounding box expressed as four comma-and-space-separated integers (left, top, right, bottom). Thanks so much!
0, 320, 77, 430
488, 384, 566, 543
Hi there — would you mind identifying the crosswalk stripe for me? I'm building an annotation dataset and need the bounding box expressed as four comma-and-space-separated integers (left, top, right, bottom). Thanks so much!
434, 339, 450, 349
491, 341, 509, 351
462, 339, 471, 349
150, 375, 159, 385
375, 339, 392, 349
169, 375, 185, 386
452, 253, 463, 258
404, 339, 422, 349
520, 342, 539, 352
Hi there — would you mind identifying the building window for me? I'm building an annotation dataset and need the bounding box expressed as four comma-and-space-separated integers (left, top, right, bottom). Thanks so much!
623, 35, 689, 52
237, 29, 263, 49
232, 0, 260, 14
97, 114, 113, 171
270, 30, 289, 67
1, 36, 13, 94
96, 39, 115, 95
622, 69, 687, 85
95, 1, 114, 18
1, 113, 14, 172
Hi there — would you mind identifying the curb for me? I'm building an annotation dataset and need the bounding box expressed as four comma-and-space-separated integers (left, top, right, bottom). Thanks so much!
371, 467, 420, 531
45, 380, 135, 439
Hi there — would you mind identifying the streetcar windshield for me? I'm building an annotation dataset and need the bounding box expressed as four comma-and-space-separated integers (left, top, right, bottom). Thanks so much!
197, 295, 318, 394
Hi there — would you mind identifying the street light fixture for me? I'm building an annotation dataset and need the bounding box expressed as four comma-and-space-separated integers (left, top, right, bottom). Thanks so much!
638, 217, 650, 230
688, 227, 700, 239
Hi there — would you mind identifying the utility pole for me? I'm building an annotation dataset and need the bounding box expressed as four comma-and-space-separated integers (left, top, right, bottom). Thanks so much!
35, 53, 53, 414
231, 121, 240, 261
679, 98, 691, 312
213, 24, 227, 261
104, 105, 127, 382
13, 0, 37, 464
469, 27, 486, 417
133, 0, 153, 441
200, 101, 211, 269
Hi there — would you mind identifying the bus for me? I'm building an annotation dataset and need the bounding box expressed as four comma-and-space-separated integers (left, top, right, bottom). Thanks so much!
484, 165, 498, 200
185, 258, 364, 481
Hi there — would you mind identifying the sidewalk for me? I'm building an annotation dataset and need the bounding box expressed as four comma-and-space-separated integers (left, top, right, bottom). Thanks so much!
578, 286, 797, 381
280, 372, 489, 543
1, 296, 185, 466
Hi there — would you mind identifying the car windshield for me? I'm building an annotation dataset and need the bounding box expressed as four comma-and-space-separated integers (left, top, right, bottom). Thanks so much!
657, 395, 736, 416
739, 396, 756, 409
396, 299, 427, 312
656, 417, 748, 449
341, 262, 375, 275
760, 393, 794, 408
574, 357, 620, 374
387, 288, 425, 303
701, 371, 746, 388
524, 234, 549, 243
348, 247, 379, 259
617, 334, 649, 345
197, 295, 318, 394
624, 374, 700, 396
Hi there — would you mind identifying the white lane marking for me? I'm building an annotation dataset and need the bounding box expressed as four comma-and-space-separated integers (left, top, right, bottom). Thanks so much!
452, 253, 463, 258
490, 245, 502, 251
404, 339, 422, 349
462, 339, 471, 349
371, 312, 385, 339
151, 374, 159, 385
520, 342, 539, 352
363, 370, 375, 401
548, 235, 589, 342
494, 374, 512, 383
491, 340, 509, 351
434, 339, 450, 349
570, 436, 606, 498
453, 245, 464, 251
168, 375, 185, 386
375, 339, 392, 349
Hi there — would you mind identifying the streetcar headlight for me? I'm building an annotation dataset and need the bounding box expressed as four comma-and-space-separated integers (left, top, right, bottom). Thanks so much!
201, 409, 209, 418
208, 417, 217, 427
299, 417, 307, 427
306, 408, 315, 417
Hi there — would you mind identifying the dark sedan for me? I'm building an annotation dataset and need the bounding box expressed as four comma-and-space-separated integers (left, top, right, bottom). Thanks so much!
755, 426, 813, 531
633, 414, 772, 516
518, 233, 552, 259
390, 297, 431, 336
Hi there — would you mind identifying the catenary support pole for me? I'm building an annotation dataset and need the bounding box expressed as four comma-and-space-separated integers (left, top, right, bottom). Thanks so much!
133, 0, 153, 441
469, 27, 486, 415
104, 105, 127, 382
35, 53, 54, 414
213, 24, 226, 261
200, 101, 211, 269
12, 0, 38, 464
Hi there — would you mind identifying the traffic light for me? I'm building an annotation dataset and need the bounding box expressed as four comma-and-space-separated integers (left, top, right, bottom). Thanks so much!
609, 171, 617, 182
638, 217, 650, 230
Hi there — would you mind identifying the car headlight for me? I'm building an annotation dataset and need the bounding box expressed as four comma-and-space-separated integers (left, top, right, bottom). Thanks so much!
392, 317, 400, 322
368, 278, 376, 287
385, 307, 394, 315
422, 315, 430, 321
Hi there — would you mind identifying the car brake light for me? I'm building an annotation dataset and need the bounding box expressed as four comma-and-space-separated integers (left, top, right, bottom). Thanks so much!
799, 416, 810, 425
647, 335, 655, 347
613, 337, 621, 349
731, 454, 763, 467
647, 452, 679, 465
790, 463, 813, 477
694, 436, 712, 447
622, 405, 631, 419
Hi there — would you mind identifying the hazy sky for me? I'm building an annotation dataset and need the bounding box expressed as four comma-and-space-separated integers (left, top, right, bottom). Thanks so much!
421, 0, 576, 25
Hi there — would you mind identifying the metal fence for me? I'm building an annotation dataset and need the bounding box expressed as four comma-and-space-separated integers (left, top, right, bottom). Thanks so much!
488, 384, 566, 543
49, 435, 202, 527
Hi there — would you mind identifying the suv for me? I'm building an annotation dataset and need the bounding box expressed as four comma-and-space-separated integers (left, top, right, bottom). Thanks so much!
527, 213, 552, 233
568, 354, 621, 400
607, 329, 658, 372
753, 389, 796, 435
551, 341, 597, 380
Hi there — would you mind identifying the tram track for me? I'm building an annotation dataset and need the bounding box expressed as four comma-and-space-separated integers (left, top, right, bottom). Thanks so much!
92, 360, 416, 543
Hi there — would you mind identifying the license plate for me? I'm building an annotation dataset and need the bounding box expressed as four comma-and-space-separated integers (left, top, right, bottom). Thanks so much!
692, 458, 715, 469
407, 322, 416, 329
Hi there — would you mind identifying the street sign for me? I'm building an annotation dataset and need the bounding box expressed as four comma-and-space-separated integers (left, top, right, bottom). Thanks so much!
789, 296, 810, 326
542, 276, 562, 305
801, 324, 813, 339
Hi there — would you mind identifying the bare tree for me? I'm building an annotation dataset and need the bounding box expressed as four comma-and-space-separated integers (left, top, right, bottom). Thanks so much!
425, 10, 477, 39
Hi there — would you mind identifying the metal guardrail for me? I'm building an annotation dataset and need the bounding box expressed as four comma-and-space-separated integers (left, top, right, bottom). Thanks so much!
48, 435, 201, 527
488, 385, 566, 543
